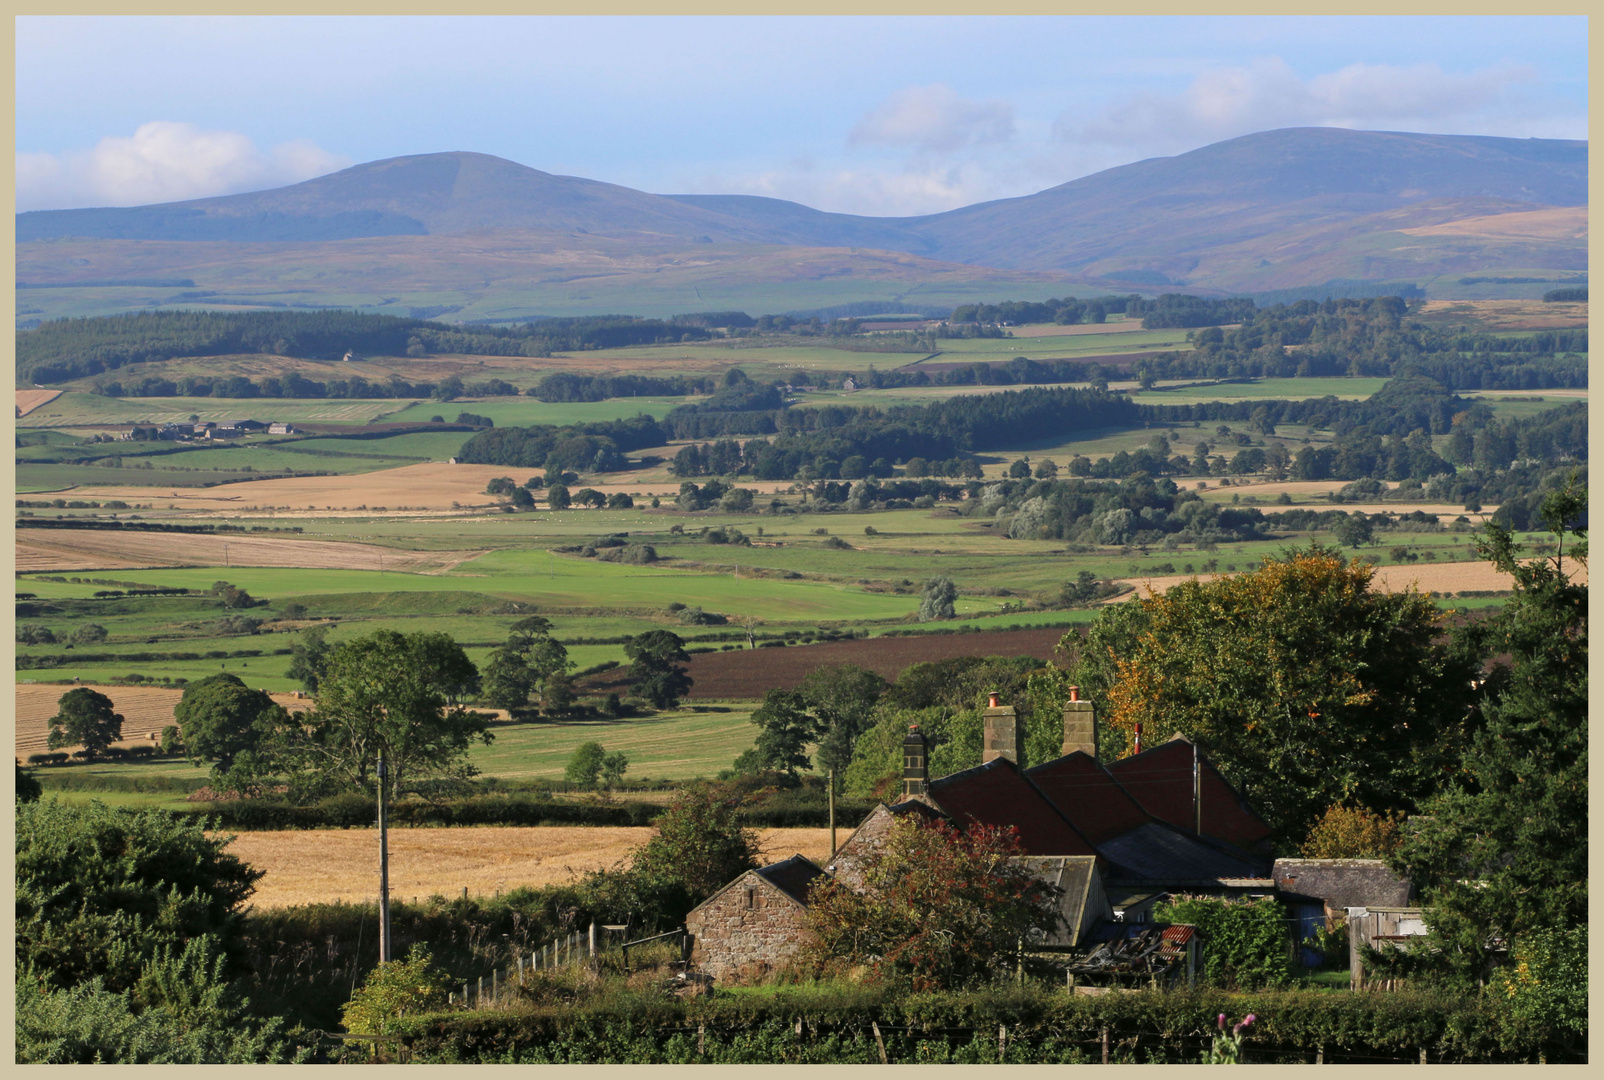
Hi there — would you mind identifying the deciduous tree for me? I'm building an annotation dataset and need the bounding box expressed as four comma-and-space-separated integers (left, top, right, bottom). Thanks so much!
1101, 544, 1478, 843
802, 817, 1059, 990
47, 687, 123, 759
624, 630, 693, 708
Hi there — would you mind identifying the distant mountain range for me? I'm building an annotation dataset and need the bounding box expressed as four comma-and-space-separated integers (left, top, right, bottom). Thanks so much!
15, 128, 1587, 321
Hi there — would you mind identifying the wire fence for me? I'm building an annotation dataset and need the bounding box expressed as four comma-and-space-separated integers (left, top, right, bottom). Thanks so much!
450, 924, 686, 1010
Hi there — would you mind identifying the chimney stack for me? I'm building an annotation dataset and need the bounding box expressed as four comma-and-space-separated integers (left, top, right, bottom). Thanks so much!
902, 724, 928, 797
1061, 685, 1099, 760
982, 693, 1023, 766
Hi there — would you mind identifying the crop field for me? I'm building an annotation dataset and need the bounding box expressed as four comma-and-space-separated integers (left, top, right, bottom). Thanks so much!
16, 388, 64, 415
1127, 377, 1390, 404
640, 626, 1073, 700
382, 396, 699, 427
16, 682, 312, 759
466, 707, 758, 781
17, 392, 410, 429
15, 528, 486, 574
1113, 556, 1586, 604
217, 826, 836, 908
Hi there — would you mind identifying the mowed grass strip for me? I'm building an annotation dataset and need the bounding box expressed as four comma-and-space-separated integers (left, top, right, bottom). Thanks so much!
217, 826, 835, 908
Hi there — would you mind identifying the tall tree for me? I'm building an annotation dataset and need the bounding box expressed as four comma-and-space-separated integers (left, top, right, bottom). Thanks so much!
739, 689, 816, 776
173, 673, 286, 793
481, 616, 571, 712
918, 576, 957, 621
285, 626, 331, 694
624, 630, 694, 708
47, 688, 123, 760
1387, 480, 1587, 985
796, 664, 886, 782
277, 630, 491, 801
1100, 544, 1479, 843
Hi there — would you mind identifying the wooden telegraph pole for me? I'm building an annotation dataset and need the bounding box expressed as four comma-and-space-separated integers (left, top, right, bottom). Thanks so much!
828, 769, 836, 858
378, 752, 393, 963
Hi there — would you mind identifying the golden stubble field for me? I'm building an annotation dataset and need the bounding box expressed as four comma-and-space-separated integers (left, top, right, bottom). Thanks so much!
15, 529, 486, 574
66, 460, 796, 514
15, 683, 313, 758
16, 388, 65, 416
219, 825, 837, 908
1112, 557, 1586, 603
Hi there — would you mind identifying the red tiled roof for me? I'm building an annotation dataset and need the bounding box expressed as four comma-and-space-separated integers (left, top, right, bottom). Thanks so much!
1025, 751, 1153, 845
1105, 737, 1272, 848
926, 758, 1098, 858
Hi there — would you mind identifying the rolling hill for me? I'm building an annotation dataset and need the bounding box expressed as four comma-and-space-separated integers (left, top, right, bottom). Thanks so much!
15, 127, 1587, 321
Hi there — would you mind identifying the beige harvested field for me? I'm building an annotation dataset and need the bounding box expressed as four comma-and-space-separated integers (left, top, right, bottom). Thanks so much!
15, 682, 312, 758
218, 826, 837, 908
14, 528, 485, 574
1112, 557, 1586, 603
66, 461, 796, 513
16, 388, 64, 416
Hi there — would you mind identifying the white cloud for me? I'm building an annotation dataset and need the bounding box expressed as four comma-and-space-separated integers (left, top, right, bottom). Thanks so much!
16, 122, 350, 211
850, 84, 1014, 154
710, 160, 1008, 219
1062, 57, 1539, 151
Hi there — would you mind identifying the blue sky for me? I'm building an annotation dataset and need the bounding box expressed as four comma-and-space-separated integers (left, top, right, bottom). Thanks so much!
16, 15, 1589, 215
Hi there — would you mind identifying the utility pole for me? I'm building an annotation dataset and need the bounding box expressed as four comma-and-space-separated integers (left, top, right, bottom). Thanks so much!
223, 543, 229, 567
1193, 739, 1202, 836
828, 769, 836, 858
377, 752, 392, 963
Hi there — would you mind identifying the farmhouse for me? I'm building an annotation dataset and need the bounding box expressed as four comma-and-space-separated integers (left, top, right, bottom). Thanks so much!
689, 692, 1280, 983
268, 422, 295, 434
684, 854, 824, 983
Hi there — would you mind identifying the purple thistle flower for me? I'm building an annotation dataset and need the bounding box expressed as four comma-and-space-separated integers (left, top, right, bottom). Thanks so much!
1218, 1013, 1226, 1030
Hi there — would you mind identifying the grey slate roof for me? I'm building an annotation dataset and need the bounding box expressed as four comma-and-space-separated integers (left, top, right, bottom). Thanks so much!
1272, 859, 1412, 909
1097, 821, 1269, 882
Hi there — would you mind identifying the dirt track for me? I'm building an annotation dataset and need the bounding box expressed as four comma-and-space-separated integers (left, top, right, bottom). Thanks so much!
14, 529, 485, 573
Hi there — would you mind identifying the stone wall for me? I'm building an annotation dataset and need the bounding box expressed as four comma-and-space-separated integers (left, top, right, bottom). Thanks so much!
828, 804, 898, 891
686, 871, 816, 984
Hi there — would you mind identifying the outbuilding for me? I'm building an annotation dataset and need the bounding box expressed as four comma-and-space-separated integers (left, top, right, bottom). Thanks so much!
684, 854, 823, 984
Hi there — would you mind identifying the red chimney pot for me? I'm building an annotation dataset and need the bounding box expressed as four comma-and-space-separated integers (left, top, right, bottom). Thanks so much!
987, 692, 1001, 708
1068, 686, 1080, 702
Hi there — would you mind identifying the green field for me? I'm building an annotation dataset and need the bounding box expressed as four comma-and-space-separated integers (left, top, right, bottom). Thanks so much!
466, 707, 758, 782
18, 392, 410, 428
383, 396, 696, 427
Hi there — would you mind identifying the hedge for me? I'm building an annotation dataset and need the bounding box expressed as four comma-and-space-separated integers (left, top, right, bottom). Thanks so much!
170, 794, 872, 831
388, 985, 1579, 1064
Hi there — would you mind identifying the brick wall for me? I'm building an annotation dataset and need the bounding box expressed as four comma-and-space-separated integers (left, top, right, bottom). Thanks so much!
686, 871, 817, 984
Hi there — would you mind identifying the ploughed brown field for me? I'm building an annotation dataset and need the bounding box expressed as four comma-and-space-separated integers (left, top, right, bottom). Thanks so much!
585, 626, 1071, 700
218, 826, 837, 908
15, 683, 312, 758
14, 529, 486, 574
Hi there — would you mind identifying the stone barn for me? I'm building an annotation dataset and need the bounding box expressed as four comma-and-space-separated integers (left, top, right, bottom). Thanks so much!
684, 854, 823, 984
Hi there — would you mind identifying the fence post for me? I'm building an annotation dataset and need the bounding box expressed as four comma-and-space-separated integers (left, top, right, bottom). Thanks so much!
589, 921, 597, 959
492, 969, 497, 1004
871, 1021, 888, 1064
1101, 1028, 1110, 1065
998, 1024, 1007, 1063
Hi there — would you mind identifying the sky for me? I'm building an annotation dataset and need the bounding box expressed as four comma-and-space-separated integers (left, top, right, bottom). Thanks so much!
15, 15, 1589, 217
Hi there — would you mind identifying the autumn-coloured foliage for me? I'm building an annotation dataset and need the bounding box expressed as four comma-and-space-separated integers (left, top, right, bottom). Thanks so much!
1301, 804, 1404, 859
801, 817, 1060, 991
1102, 544, 1477, 843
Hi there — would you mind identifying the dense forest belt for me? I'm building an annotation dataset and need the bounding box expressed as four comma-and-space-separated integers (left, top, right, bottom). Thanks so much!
16, 309, 737, 384
394, 986, 1578, 1064
15, 518, 304, 533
